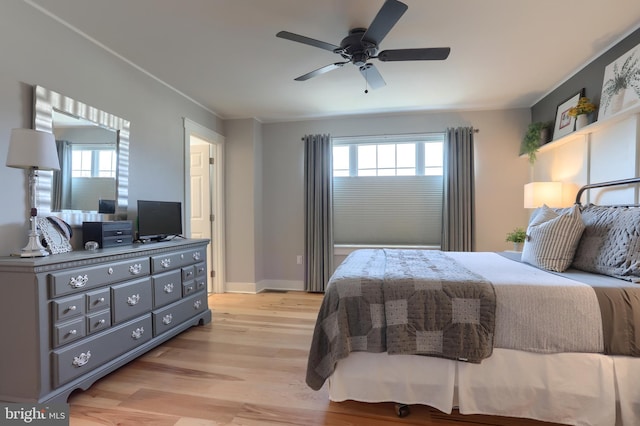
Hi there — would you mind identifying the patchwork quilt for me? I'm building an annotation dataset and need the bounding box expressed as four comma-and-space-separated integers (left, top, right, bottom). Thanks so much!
306, 249, 496, 391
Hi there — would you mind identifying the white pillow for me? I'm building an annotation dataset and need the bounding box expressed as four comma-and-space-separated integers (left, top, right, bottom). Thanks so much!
521, 204, 585, 272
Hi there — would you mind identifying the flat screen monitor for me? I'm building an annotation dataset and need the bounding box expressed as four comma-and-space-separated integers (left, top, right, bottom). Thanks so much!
137, 200, 183, 241
98, 199, 116, 214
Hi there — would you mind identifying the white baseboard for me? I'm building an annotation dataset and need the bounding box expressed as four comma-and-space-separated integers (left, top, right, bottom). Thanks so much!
225, 280, 304, 294
224, 282, 258, 293
256, 280, 304, 293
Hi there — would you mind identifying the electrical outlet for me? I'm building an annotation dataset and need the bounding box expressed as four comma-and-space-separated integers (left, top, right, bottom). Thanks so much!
296, 255, 303, 265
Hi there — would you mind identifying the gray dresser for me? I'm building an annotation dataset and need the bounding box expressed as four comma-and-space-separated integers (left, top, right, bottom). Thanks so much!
0, 238, 211, 404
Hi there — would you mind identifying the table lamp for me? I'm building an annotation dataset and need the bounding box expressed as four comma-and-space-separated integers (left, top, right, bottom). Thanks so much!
6, 128, 60, 257
523, 181, 563, 208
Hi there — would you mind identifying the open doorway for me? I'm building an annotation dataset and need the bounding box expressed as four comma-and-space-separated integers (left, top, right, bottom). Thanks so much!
183, 118, 225, 293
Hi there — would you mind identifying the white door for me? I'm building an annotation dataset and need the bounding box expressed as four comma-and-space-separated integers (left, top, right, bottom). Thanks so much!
184, 118, 225, 294
190, 139, 214, 291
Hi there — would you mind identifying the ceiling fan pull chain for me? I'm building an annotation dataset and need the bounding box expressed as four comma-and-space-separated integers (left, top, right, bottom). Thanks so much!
364, 67, 369, 94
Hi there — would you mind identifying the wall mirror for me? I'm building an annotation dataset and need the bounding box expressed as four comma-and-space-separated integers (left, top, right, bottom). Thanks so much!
33, 85, 129, 225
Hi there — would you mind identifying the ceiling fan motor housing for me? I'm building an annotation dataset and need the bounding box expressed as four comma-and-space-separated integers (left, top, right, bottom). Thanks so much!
337, 28, 378, 66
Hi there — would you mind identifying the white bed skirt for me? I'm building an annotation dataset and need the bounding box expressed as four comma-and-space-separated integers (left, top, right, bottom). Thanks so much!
328, 349, 640, 426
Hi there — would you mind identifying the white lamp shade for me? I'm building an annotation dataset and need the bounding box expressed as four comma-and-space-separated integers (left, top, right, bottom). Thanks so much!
6, 128, 60, 170
524, 181, 563, 208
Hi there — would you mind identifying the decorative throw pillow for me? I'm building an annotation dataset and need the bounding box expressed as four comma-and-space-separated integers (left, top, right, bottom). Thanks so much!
572, 205, 640, 282
521, 204, 585, 272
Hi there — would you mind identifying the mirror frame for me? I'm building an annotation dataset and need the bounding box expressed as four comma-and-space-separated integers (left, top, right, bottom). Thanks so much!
33, 85, 129, 224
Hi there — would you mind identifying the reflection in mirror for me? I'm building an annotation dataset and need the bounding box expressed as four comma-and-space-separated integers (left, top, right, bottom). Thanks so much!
52, 110, 117, 211
33, 85, 129, 225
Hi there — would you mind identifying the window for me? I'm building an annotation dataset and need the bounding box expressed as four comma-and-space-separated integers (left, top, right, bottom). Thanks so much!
333, 135, 443, 177
332, 133, 444, 246
71, 147, 116, 178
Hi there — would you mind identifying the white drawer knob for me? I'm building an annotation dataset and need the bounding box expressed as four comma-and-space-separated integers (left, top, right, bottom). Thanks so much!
127, 294, 141, 306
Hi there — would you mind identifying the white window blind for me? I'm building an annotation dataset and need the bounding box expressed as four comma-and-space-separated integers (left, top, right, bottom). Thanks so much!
333, 133, 444, 246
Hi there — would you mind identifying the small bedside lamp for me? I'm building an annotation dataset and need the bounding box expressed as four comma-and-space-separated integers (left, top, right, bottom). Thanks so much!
524, 181, 563, 208
6, 128, 60, 257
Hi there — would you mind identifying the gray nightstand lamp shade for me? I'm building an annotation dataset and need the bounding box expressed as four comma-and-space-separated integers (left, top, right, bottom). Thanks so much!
6, 128, 60, 257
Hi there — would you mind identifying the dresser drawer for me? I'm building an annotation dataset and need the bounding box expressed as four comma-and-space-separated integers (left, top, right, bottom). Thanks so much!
52, 315, 152, 387
53, 317, 86, 348
87, 310, 111, 334
152, 270, 182, 308
111, 277, 152, 324
86, 288, 110, 312
52, 294, 85, 322
49, 257, 150, 297
195, 276, 207, 292
150, 247, 206, 273
181, 265, 195, 281
102, 235, 134, 248
194, 262, 206, 277
152, 292, 208, 336
182, 280, 196, 297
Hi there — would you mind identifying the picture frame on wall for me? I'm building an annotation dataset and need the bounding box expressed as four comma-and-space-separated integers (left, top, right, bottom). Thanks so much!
598, 42, 640, 120
552, 89, 584, 140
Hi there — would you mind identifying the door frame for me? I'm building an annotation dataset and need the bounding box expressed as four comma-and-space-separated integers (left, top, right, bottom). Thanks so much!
183, 118, 225, 293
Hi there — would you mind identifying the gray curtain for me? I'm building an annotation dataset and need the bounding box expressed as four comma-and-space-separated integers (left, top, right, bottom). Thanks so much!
304, 134, 334, 292
442, 127, 475, 251
52, 140, 72, 211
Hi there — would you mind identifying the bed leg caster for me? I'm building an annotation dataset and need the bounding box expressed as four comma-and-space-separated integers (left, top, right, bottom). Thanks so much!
394, 403, 410, 418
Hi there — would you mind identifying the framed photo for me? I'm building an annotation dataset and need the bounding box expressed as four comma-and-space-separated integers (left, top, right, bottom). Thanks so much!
552, 89, 583, 140
37, 217, 72, 254
598, 42, 640, 120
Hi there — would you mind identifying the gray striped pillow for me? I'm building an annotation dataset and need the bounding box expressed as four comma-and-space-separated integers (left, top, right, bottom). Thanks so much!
522, 204, 585, 272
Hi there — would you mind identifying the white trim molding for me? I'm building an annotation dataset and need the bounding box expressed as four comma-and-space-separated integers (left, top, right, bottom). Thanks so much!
183, 118, 226, 294
225, 280, 305, 294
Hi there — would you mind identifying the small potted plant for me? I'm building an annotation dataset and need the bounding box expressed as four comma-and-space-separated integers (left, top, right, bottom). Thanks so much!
505, 227, 526, 251
568, 97, 597, 130
521, 121, 552, 164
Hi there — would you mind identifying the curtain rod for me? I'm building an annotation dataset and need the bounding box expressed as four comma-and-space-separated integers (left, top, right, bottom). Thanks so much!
301, 128, 479, 141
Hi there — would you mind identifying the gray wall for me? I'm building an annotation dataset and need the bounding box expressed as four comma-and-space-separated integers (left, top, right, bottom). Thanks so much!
532, 27, 640, 125
0, 1, 222, 256
258, 110, 531, 285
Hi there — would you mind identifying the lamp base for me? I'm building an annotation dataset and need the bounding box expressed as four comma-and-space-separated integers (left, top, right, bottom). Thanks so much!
16, 232, 50, 257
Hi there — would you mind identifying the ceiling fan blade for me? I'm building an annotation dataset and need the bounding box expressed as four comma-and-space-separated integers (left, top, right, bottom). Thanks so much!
295, 62, 347, 81
362, 0, 408, 45
359, 63, 386, 90
276, 31, 339, 53
377, 47, 451, 61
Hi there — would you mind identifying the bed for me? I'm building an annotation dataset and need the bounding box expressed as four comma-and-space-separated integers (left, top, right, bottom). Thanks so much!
305, 178, 640, 426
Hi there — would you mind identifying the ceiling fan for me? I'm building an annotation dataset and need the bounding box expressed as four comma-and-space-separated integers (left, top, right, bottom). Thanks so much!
276, 0, 450, 91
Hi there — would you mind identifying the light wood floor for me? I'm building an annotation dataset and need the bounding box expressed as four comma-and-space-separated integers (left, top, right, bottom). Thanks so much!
68, 291, 565, 425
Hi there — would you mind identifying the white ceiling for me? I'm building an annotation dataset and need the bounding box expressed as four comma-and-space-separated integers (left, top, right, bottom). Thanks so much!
27, 0, 640, 123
